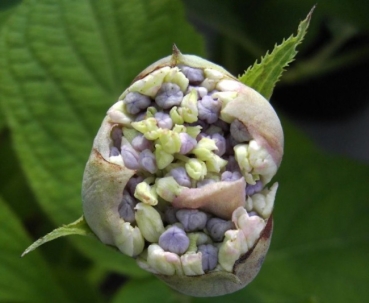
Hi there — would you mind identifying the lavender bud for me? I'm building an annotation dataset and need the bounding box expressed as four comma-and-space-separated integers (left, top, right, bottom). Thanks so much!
198, 244, 218, 271
110, 146, 120, 157
139, 149, 157, 174
159, 226, 190, 255
225, 156, 239, 172
164, 207, 178, 224
206, 218, 235, 242
170, 167, 191, 187
180, 65, 205, 85
118, 191, 137, 223
111, 127, 122, 149
211, 133, 226, 156
230, 119, 252, 142
155, 112, 173, 129
155, 83, 183, 109
176, 209, 208, 232
179, 133, 197, 154
121, 145, 140, 170
131, 134, 153, 152
124, 92, 152, 114
126, 175, 144, 196
246, 180, 263, 196
221, 171, 242, 182
197, 95, 221, 124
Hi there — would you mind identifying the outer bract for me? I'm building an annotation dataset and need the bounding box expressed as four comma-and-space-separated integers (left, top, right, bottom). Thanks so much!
82, 46, 283, 297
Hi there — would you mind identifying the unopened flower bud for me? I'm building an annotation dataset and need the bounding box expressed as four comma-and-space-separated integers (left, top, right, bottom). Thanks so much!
135, 203, 164, 242
158, 226, 190, 254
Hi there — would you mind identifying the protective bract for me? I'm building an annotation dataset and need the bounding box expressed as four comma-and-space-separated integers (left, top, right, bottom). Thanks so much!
82, 46, 283, 297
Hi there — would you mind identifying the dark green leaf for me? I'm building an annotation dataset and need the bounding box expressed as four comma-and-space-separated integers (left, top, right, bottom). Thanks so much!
0, 195, 72, 303
239, 7, 314, 100
0, 0, 204, 275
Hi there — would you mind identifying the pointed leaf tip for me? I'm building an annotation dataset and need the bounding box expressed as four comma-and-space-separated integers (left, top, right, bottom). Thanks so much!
239, 7, 315, 100
21, 216, 95, 257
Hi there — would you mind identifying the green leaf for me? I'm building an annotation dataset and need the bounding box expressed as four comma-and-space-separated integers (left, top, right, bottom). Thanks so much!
0, 195, 72, 303
22, 216, 94, 257
112, 278, 184, 303
0, 0, 204, 275
239, 7, 314, 100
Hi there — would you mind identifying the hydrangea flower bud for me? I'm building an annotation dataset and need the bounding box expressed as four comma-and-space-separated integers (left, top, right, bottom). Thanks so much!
81, 46, 283, 297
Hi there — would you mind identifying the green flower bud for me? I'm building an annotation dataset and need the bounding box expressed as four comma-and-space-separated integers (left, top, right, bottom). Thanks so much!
135, 203, 165, 243
185, 158, 207, 181
134, 181, 158, 206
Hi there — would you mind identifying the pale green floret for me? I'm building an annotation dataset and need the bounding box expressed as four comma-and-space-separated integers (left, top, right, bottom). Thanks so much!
187, 233, 212, 252
122, 127, 140, 143
134, 181, 158, 206
180, 89, 199, 123
218, 229, 248, 272
181, 252, 204, 276
156, 176, 185, 202
164, 67, 189, 92
131, 118, 160, 140
107, 101, 133, 125
115, 222, 145, 257
185, 158, 207, 181
128, 66, 171, 98
248, 183, 278, 218
204, 154, 228, 173
170, 106, 184, 125
157, 129, 181, 154
155, 144, 175, 169
172, 124, 186, 133
212, 91, 238, 123
135, 203, 165, 243
200, 68, 225, 91
248, 140, 278, 184
147, 244, 183, 275
234, 144, 255, 184
232, 207, 266, 249
185, 125, 202, 138
145, 106, 158, 118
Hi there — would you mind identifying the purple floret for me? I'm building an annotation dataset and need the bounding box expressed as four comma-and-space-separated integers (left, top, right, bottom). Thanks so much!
131, 134, 153, 152
246, 180, 263, 196
211, 133, 226, 156
230, 119, 252, 142
179, 133, 197, 154
155, 83, 183, 109
198, 244, 218, 271
221, 171, 242, 182
158, 226, 190, 255
124, 92, 152, 115
118, 191, 137, 223
139, 149, 157, 174
179, 65, 205, 85
176, 209, 208, 232
206, 218, 235, 242
121, 145, 140, 170
197, 95, 221, 124
155, 112, 173, 129
169, 167, 191, 187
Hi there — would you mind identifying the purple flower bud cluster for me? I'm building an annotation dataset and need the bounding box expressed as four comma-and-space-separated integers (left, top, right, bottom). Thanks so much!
198, 244, 218, 271
125, 92, 152, 115
158, 226, 190, 255
118, 190, 138, 223
179, 65, 205, 85
169, 167, 191, 187
246, 180, 263, 196
176, 209, 208, 232
197, 95, 221, 124
155, 83, 183, 109
206, 218, 235, 242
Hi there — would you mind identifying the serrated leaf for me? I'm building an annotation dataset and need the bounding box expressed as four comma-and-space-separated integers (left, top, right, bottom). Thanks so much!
0, 195, 73, 303
22, 216, 94, 257
239, 7, 314, 100
0, 0, 204, 275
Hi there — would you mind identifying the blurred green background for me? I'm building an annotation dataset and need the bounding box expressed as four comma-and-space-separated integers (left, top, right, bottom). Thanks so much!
0, 1, 368, 302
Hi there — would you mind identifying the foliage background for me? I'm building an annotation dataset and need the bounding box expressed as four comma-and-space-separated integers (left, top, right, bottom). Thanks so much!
0, 1, 368, 302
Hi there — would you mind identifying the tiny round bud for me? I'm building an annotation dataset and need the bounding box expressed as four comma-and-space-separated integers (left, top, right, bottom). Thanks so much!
230, 119, 252, 142
118, 191, 137, 223
155, 112, 173, 129
121, 145, 140, 170
180, 65, 205, 84
206, 218, 235, 242
139, 149, 157, 174
211, 133, 226, 156
197, 95, 221, 123
155, 83, 183, 109
169, 167, 191, 187
221, 171, 242, 182
176, 209, 208, 232
198, 244, 218, 271
124, 92, 152, 114
179, 133, 197, 154
159, 226, 190, 255
246, 180, 263, 196
131, 135, 153, 152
